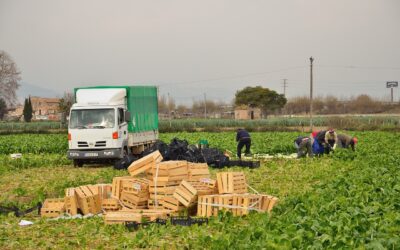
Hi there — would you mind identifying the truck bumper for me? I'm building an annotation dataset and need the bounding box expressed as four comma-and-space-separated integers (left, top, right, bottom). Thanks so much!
67, 148, 122, 160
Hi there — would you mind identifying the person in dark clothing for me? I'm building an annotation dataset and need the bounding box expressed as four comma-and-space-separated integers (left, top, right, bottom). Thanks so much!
294, 136, 314, 158
316, 129, 338, 154
236, 128, 251, 159
337, 134, 358, 151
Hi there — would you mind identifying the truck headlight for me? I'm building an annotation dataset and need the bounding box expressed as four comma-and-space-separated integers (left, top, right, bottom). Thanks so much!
104, 151, 115, 156
70, 152, 79, 157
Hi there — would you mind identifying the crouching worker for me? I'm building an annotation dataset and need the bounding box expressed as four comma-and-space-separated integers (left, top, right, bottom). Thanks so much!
294, 136, 314, 158
337, 134, 358, 151
316, 129, 338, 154
311, 131, 325, 156
236, 128, 251, 159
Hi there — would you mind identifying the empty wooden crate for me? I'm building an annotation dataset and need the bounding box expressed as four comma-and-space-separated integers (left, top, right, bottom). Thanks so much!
41, 198, 66, 218
216, 172, 247, 194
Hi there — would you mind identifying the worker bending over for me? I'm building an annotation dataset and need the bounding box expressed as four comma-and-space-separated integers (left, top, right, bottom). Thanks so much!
294, 136, 314, 158
236, 128, 251, 159
316, 129, 338, 154
337, 134, 358, 151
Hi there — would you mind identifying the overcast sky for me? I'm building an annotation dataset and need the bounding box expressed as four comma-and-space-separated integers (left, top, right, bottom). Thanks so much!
1, 0, 400, 104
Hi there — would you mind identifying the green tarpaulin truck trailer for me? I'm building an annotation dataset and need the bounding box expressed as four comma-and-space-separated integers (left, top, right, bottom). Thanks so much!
67, 86, 158, 167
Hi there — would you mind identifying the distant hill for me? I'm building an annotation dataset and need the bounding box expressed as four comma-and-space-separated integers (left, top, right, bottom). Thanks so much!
17, 82, 62, 105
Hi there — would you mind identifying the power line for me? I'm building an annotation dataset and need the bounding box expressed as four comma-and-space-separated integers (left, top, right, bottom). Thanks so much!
158, 66, 306, 86
317, 65, 400, 70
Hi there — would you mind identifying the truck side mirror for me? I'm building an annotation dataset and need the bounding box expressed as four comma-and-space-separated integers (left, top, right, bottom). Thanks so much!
125, 111, 131, 122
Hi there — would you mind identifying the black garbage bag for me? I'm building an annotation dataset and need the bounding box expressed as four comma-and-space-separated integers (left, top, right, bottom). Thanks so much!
186, 145, 205, 163
168, 138, 190, 160
200, 148, 229, 167
114, 154, 137, 170
142, 140, 170, 159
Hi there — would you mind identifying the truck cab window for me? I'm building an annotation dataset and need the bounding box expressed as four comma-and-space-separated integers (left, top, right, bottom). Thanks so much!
118, 108, 124, 125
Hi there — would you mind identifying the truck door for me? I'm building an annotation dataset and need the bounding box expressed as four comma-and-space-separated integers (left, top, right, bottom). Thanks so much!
118, 108, 128, 155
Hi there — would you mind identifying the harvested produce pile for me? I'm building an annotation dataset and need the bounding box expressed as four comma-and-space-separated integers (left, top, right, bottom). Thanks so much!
41, 151, 278, 224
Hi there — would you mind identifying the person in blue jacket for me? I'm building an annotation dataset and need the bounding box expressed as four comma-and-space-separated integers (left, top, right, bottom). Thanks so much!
311, 130, 325, 156
236, 128, 251, 159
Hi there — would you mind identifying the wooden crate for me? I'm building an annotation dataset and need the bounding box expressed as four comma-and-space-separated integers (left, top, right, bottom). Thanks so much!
64, 188, 78, 215
163, 196, 185, 211
258, 195, 279, 212
149, 184, 177, 196
197, 195, 219, 217
199, 178, 218, 193
127, 151, 163, 176
75, 185, 102, 215
188, 162, 210, 180
101, 198, 121, 212
104, 211, 142, 224
197, 194, 264, 217
41, 198, 65, 218
148, 177, 179, 208
216, 172, 247, 194
186, 180, 216, 196
146, 161, 188, 181
104, 209, 170, 224
147, 199, 165, 209
231, 194, 260, 216
173, 180, 198, 207
96, 184, 112, 199
111, 176, 135, 199
121, 178, 149, 195
120, 191, 148, 209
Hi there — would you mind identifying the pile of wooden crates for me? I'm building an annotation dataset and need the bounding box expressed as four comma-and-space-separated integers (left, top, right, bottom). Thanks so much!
40, 151, 278, 224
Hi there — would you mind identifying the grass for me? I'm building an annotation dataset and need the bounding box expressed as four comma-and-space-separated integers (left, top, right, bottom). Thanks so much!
0, 156, 348, 248
0, 131, 399, 248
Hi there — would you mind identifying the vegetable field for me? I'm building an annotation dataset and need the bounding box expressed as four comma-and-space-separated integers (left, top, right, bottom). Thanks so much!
0, 131, 399, 249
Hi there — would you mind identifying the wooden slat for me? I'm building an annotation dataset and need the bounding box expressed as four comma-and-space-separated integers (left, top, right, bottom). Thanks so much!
163, 196, 184, 211
64, 188, 77, 215
216, 172, 247, 194
173, 180, 198, 207
127, 151, 162, 176
104, 211, 142, 224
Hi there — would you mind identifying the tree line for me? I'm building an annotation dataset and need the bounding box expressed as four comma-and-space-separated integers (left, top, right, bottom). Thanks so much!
283, 95, 399, 115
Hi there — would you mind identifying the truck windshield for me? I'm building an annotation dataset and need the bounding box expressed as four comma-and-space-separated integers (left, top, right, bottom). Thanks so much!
69, 109, 115, 129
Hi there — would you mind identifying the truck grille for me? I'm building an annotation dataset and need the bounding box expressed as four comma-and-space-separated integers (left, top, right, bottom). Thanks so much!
95, 141, 107, 147
77, 141, 89, 147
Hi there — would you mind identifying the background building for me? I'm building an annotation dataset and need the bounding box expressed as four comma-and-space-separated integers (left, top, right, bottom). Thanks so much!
234, 106, 262, 120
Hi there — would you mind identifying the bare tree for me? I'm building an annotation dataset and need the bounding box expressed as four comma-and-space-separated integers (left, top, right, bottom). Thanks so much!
59, 92, 74, 120
176, 104, 188, 114
158, 94, 176, 114
158, 95, 168, 114
0, 51, 21, 107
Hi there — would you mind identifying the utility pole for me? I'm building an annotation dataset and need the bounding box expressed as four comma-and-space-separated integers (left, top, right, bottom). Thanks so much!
167, 92, 172, 127
204, 93, 207, 119
282, 79, 288, 97
309, 57, 314, 131
391, 87, 394, 103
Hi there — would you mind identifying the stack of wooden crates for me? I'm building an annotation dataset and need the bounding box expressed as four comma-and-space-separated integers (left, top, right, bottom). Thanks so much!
40, 150, 278, 224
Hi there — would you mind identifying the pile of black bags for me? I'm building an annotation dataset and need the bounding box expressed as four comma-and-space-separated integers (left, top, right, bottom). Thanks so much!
114, 138, 260, 170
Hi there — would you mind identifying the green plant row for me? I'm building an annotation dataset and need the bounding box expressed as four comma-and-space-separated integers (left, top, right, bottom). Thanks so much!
1, 116, 400, 133
0, 132, 300, 155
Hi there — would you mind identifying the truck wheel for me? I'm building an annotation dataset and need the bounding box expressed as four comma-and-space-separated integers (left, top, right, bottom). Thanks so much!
73, 160, 83, 168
